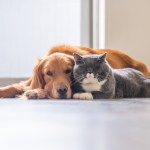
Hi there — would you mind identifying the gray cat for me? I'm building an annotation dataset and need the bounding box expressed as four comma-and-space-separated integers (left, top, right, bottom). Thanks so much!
72, 53, 150, 100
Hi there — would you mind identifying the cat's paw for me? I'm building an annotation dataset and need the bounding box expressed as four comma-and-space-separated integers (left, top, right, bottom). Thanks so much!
22, 89, 49, 99
73, 92, 93, 100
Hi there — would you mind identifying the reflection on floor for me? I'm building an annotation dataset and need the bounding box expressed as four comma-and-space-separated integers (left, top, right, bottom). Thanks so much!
0, 98, 150, 150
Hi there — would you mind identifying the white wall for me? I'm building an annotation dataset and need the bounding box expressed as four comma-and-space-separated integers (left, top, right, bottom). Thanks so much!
105, 0, 150, 69
0, 0, 81, 77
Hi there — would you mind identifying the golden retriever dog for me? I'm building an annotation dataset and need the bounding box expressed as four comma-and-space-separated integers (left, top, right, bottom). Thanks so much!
0, 45, 150, 99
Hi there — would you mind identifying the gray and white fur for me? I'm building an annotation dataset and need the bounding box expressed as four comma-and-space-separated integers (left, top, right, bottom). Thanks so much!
72, 53, 150, 100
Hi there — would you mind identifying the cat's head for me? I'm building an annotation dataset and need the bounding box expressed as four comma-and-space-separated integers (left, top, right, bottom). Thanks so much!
73, 53, 110, 84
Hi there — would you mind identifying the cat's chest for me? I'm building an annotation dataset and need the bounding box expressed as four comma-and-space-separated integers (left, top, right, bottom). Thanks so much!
81, 79, 107, 92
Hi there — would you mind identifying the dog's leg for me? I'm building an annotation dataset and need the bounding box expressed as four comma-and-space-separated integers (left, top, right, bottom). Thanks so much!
20, 89, 51, 99
0, 84, 24, 98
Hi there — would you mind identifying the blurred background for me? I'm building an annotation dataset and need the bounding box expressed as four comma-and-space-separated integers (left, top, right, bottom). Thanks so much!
0, 0, 150, 78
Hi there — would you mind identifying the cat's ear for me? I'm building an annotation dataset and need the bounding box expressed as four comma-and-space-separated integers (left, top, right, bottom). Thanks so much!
98, 53, 107, 62
73, 53, 84, 64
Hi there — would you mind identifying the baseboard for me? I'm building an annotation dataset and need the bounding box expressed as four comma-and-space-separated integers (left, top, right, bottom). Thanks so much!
0, 78, 28, 87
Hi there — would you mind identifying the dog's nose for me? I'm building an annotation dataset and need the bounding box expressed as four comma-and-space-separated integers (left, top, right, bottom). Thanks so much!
57, 85, 68, 95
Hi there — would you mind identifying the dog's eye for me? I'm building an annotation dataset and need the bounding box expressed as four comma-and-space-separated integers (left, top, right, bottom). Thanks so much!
65, 69, 72, 74
47, 71, 53, 76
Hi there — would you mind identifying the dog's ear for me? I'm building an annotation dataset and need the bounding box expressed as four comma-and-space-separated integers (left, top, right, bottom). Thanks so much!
30, 58, 45, 89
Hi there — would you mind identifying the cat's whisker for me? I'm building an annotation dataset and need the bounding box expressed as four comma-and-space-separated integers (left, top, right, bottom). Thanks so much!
97, 75, 105, 80
71, 78, 83, 85
71, 76, 84, 85
72, 76, 84, 82
71, 81, 80, 86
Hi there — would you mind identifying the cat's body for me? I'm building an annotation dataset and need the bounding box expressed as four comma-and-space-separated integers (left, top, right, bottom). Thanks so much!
72, 53, 150, 100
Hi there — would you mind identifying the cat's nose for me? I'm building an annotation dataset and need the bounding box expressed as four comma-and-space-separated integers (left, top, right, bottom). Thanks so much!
88, 71, 92, 74
88, 68, 93, 73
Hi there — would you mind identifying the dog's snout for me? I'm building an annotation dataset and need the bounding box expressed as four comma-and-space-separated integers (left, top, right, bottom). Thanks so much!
57, 85, 68, 95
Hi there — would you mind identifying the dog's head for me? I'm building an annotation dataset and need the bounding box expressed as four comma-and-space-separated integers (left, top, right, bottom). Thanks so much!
30, 53, 74, 99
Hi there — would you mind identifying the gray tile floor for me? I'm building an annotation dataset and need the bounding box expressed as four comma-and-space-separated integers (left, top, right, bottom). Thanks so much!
0, 78, 28, 86
0, 98, 150, 150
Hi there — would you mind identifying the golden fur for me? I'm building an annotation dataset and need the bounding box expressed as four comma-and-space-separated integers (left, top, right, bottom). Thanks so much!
0, 45, 150, 99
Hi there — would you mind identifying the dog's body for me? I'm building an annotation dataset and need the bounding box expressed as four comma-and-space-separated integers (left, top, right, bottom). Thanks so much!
48, 45, 150, 77
0, 45, 150, 99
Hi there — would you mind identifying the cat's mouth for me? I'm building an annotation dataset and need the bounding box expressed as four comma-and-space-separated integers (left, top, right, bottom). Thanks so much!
82, 76, 98, 84
86, 73, 94, 78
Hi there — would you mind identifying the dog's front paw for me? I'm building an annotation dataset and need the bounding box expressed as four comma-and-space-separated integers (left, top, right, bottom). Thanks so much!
73, 92, 93, 100
23, 89, 49, 99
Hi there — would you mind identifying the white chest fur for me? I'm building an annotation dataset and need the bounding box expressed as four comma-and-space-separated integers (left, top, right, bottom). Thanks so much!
82, 78, 107, 92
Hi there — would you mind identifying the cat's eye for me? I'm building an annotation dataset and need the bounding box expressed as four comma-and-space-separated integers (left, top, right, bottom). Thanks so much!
47, 71, 53, 76
65, 69, 72, 74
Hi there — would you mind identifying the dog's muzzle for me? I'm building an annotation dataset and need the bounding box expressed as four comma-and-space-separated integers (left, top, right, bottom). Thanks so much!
57, 85, 68, 99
